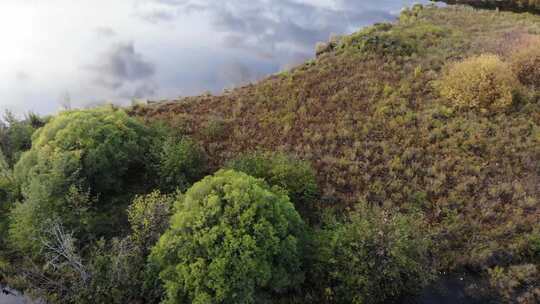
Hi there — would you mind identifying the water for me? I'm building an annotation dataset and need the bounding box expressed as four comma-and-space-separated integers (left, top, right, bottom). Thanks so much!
2, 275, 494, 304
409, 274, 494, 304
0, 286, 35, 304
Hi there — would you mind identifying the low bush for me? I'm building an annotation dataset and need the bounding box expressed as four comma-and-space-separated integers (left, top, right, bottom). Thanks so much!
0, 111, 44, 166
437, 54, 521, 113
310, 203, 432, 304
342, 24, 416, 57
488, 264, 540, 304
127, 190, 175, 255
226, 152, 319, 222
201, 117, 228, 141
510, 39, 540, 87
150, 170, 306, 304
0, 152, 16, 251
158, 137, 206, 193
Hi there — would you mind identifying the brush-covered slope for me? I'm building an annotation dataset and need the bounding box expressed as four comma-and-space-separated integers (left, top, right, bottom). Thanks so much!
440, 0, 540, 13
132, 5, 540, 271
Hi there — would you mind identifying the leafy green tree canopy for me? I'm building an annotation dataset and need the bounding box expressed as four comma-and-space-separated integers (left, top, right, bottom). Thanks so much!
0, 111, 45, 166
151, 169, 306, 304
158, 137, 206, 193
227, 152, 319, 221
9, 107, 154, 252
15, 106, 153, 197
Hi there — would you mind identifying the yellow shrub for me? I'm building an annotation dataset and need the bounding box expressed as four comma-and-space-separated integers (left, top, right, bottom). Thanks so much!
510, 39, 540, 87
437, 54, 520, 112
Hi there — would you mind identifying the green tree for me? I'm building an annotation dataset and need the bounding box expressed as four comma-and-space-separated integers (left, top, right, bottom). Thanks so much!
9, 106, 154, 252
0, 111, 44, 166
227, 152, 319, 221
15, 106, 153, 197
0, 151, 16, 241
151, 169, 306, 304
158, 137, 206, 193
128, 190, 175, 255
311, 203, 432, 304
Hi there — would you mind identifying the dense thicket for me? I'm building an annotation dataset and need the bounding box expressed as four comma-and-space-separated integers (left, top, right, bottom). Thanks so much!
0, 107, 207, 303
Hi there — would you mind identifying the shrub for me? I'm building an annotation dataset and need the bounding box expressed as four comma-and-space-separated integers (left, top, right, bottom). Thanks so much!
201, 118, 227, 141
488, 264, 540, 304
127, 190, 174, 255
226, 152, 319, 221
311, 203, 432, 304
50, 191, 175, 304
150, 170, 306, 304
525, 232, 540, 262
78, 238, 143, 304
158, 137, 206, 193
0, 111, 43, 166
342, 24, 416, 57
0, 151, 16, 249
14, 106, 153, 197
437, 54, 521, 112
8, 184, 93, 255
9, 106, 153, 253
510, 39, 540, 87
315, 42, 333, 57
8, 199, 44, 253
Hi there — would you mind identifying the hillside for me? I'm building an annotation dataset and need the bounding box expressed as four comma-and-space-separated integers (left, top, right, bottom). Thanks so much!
440, 0, 540, 13
1, 3, 539, 304
132, 4, 540, 271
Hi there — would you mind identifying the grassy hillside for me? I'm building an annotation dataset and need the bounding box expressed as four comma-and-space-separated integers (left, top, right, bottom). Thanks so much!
439, 0, 540, 13
132, 4, 540, 274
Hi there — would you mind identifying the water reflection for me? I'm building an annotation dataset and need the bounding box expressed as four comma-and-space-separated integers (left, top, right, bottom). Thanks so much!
407, 273, 495, 304
0, 286, 37, 304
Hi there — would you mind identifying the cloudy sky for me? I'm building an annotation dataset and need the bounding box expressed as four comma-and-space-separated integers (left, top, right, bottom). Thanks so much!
0, 0, 431, 115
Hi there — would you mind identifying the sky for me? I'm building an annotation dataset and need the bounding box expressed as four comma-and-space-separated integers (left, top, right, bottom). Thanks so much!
0, 0, 432, 115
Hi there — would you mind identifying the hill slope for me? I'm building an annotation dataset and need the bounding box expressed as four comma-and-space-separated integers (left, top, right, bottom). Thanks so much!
132, 4, 540, 274
440, 0, 540, 13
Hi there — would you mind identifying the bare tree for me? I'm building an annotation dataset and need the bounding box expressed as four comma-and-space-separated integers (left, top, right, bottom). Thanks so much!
40, 220, 89, 284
